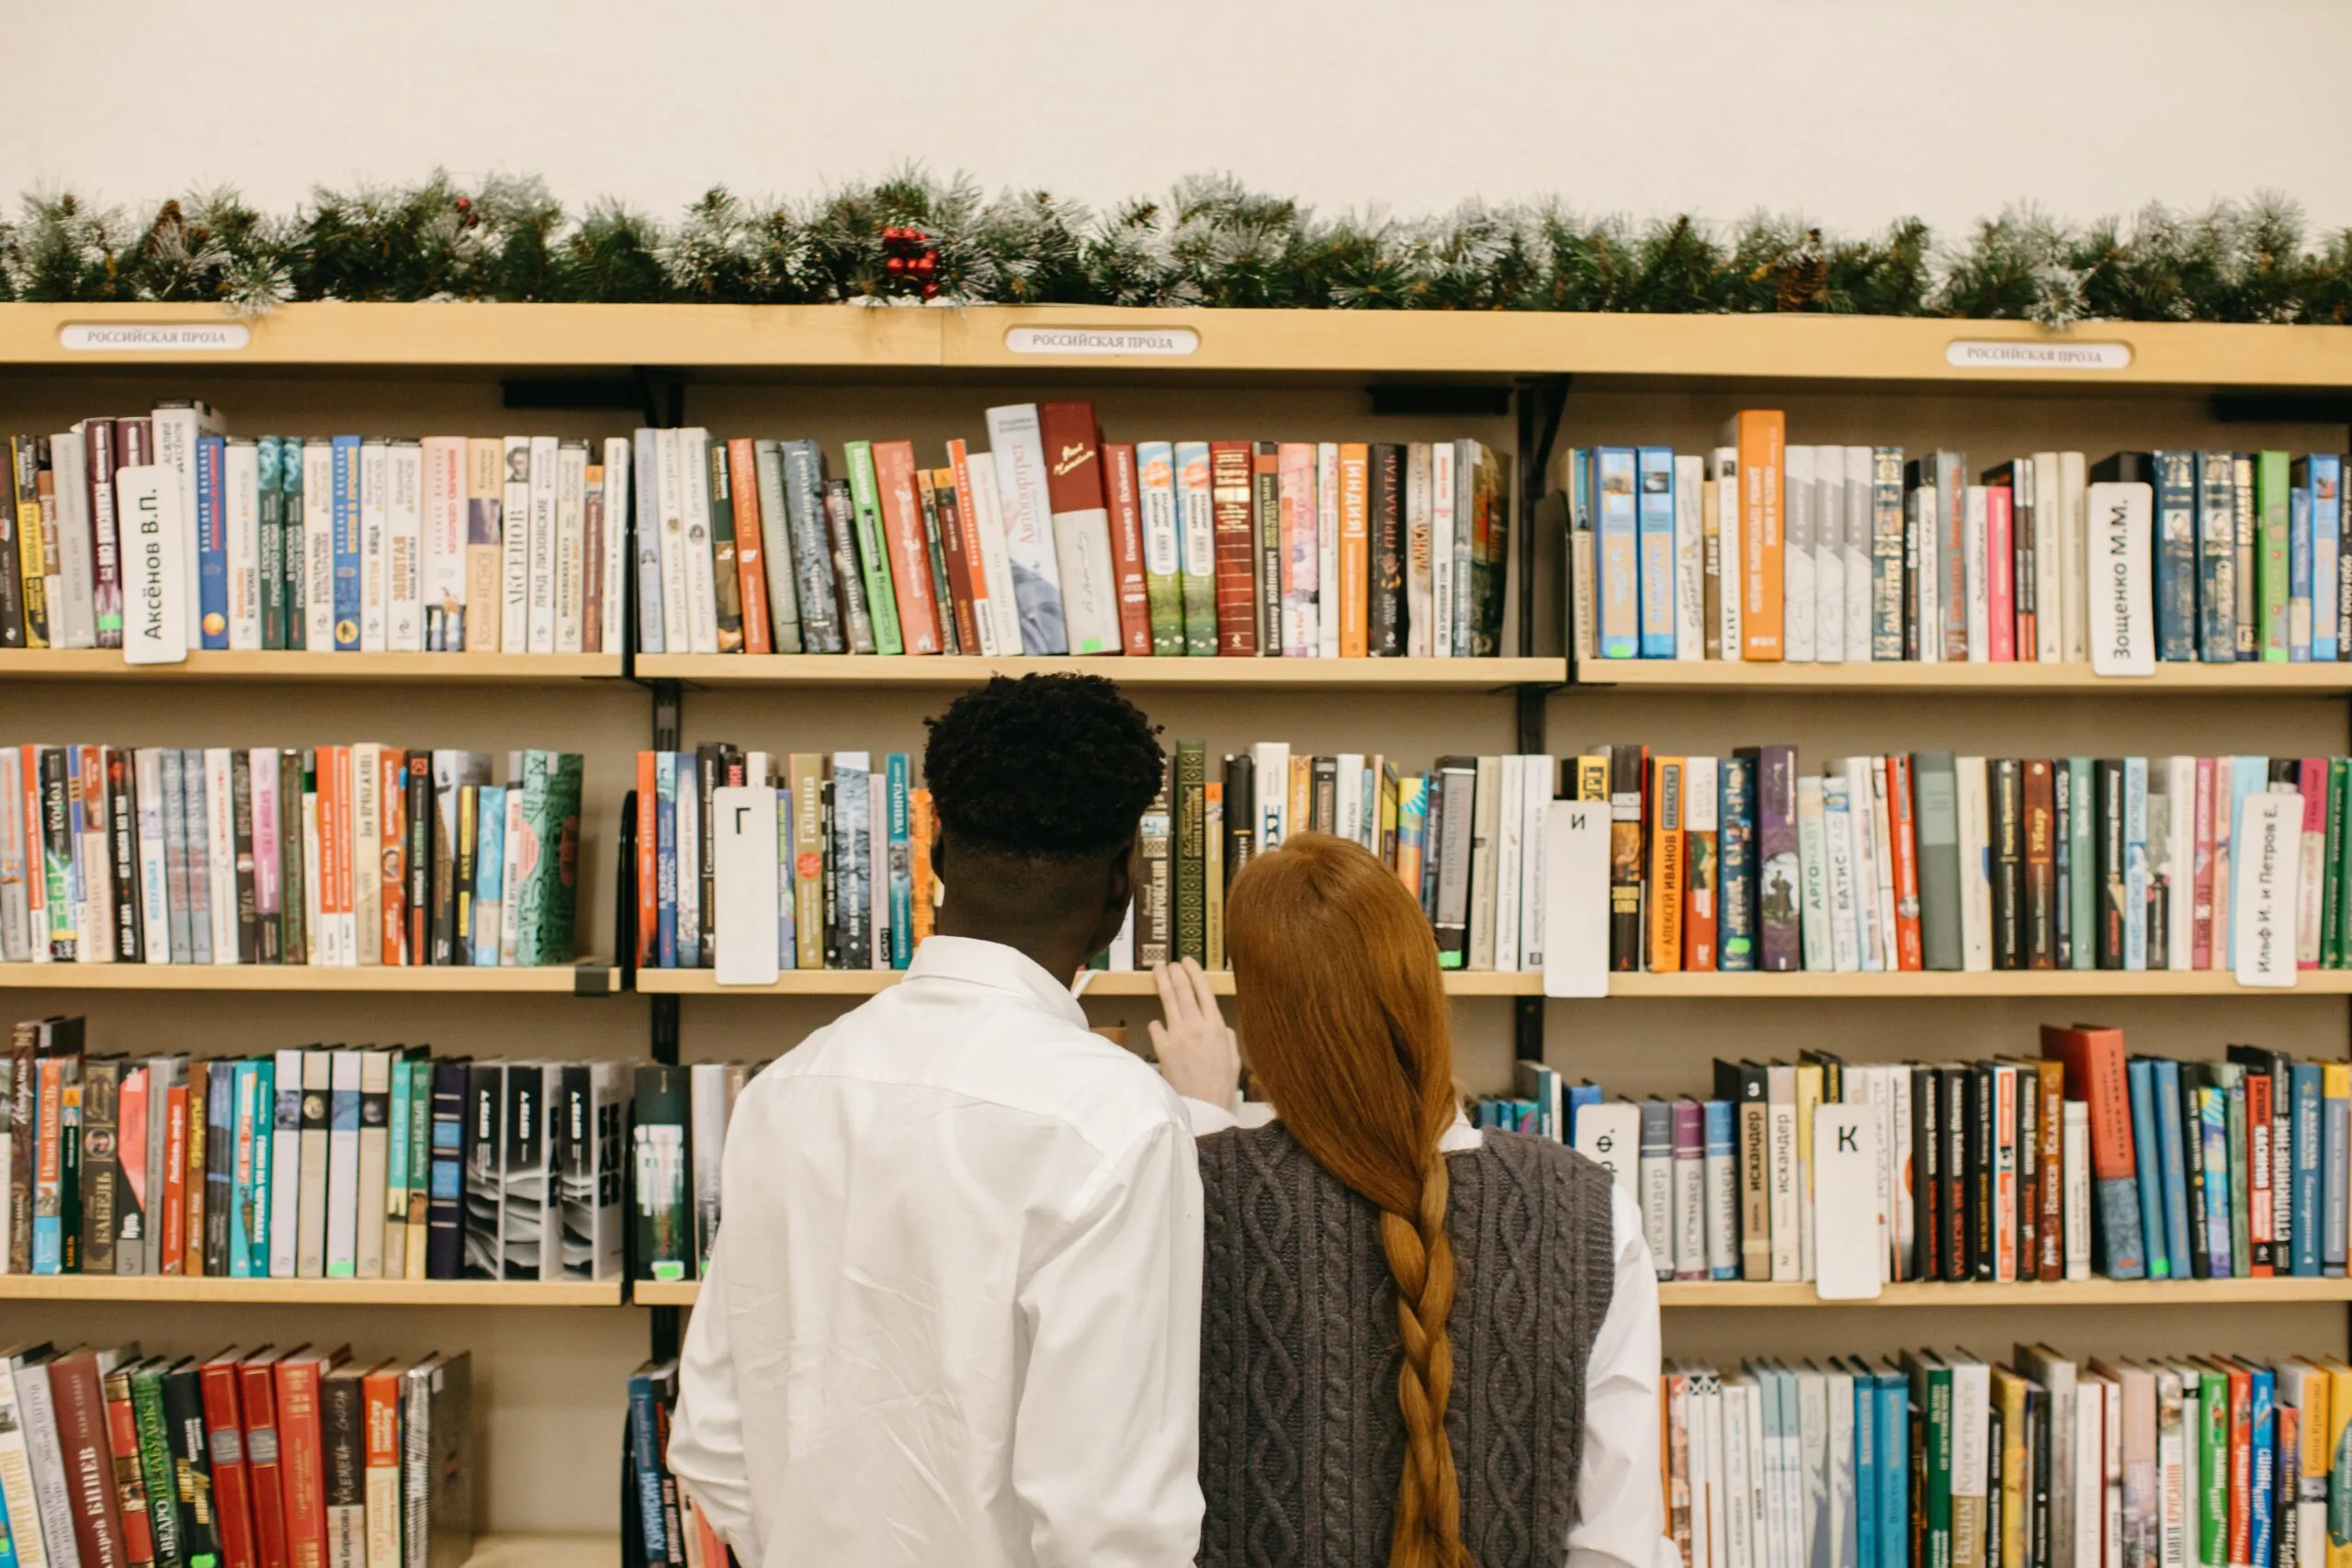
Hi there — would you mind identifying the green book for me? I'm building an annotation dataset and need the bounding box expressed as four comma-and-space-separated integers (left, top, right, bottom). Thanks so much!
1905, 1349, 1956, 1568
2219, 1063, 2252, 1275
2066, 758, 2096, 971
1136, 441, 1184, 656
2258, 450, 2291, 660
2195, 1363, 2227, 1565
407, 1055, 433, 1231
842, 441, 904, 657
2326, 760, 2349, 968
630, 1064, 688, 1281
1173, 742, 1206, 965
1175, 440, 1216, 657
386, 1051, 411, 1249
517, 751, 584, 965
132, 1359, 185, 1568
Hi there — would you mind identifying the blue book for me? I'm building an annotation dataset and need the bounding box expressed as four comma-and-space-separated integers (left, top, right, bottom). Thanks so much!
2228, 757, 2268, 967
2326, 1071, 2349, 1277
1635, 446, 1676, 658
0, 1462, 19, 1568
655, 754, 678, 969
633, 428, 665, 654
249, 1055, 274, 1277
230, 1060, 259, 1276
1720, 756, 1757, 972
887, 752, 912, 969
2291, 476, 2314, 661
2199, 1083, 2233, 1278
1852, 1362, 1877, 1568
198, 434, 229, 649
2249, 1366, 2277, 1568
2123, 757, 2149, 971
1566, 1081, 1604, 1146
1595, 447, 1638, 659
2293, 1061, 2323, 1276
2196, 450, 2239, 661
2151, 1059, 2193, 1279
385, 1055, 410, 1272
1704, 1100, 1736, 1279
1875, 1370, 1907, 1568
471, 786, 507, 966
777, 787, 796, 971
331, 434, 362, 650
2151, 450, 2198, 661
2126, 1057, 2170, 1279
626, 1371, 669, 1560
2309, 455, 2342, 661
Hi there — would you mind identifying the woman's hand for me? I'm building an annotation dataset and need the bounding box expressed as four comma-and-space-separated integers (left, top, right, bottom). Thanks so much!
1150, 958, 1240, 1109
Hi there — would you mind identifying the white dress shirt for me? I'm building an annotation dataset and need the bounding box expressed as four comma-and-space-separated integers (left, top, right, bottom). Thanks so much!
1188, 1100, 1682, 1568
669, 936, 1206, 1568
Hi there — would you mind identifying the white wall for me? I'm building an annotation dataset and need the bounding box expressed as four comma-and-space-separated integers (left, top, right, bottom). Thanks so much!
14, 0, 2352, 238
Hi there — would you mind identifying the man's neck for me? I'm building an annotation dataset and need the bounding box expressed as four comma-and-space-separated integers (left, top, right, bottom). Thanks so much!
932, 919, 1089, 987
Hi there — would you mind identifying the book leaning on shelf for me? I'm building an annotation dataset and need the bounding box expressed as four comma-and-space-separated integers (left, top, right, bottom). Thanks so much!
1654, 1345, 2334, 1568
0, 1340, 470, 1568
1565, 420, 2345, 669
632, 741, 1552, 976
628, 407, 1520, 660
0, 412, 631, 657
1573, 744, 2343, 977
0, 1026, 627, 1282
1492, 1025, 2345, 1290
0, 743, 584, 967
624, 1359, 729, 1568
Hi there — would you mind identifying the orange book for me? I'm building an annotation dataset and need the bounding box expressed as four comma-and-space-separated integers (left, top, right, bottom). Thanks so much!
1887, 754, 1925, 970
362, 1361, 402, 1568
1647, 756, 1685, 972
910, 788, 936, 946
944, 439, 997, 625
1682, 758, 1718, 972
329, 747, 355, 964
1288, 755, 1312, 837
636, 750, 659, 967
184, 1060, 207, 1274
870, 440, 943, 654
379, 750, 406, 965
1723, 410, 1785, 660
463, 438, 503, 651
1101, 442, 1152, 656
1338, 444, 1370, 657
726, 439, 773, 655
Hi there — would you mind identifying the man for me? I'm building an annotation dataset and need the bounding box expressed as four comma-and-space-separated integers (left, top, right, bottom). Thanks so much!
669, 673, 1200, 1568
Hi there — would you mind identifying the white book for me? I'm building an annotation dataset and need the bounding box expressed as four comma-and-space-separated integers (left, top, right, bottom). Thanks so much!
2060, 451, 2090, 662
2031, 452, 2066, 662
2166, 755, 2198, 971
1795, 1365, 1828, 1568
132, 748, 169, 963
1783, 444, 1815, 661
652, 430, 692, 656
1962, 484, 1992, 660
673, 430, 718, 655
0, 1356, 58, 1568
1815, 444, 1846, 662
385, 439, 424, 652
225, 437, 263, 649
326, 1048, 363, 1276
1333, 754, 1365, 846
304, 439, 336, 650
1425, 442, 1453, 660
1316, 443, 1341, 658
150, 400, 209, 633
113, 465, 190, 664
1795, 776, 1832, 972
1713, 447, 1742, 660
1676, 453, 1706, 660
689, 1064, 730, 1275
1841, 758, 1883, 971
1842, 446, 1872, 662
1544, 796, 1611, 998
1466, 755, 1503, 970
352, 743, 381, 967
270, 1046, 304, 1278
555, 439, 588, 654
422, 436, 469, 649
356, 1048, 390, 1277
205, 748, 237, 963
526, 434, 560, 653
1518, 754, 1549, 972
1570, 1100, 1641, 1210
1949, 1356, 1992, 1568
1890, 1066, 1915, 1278
1766, 1064, 1800, 1282
499, 434, 533, 654
500, 777, 524, 967
1494, 755, 1523, 971
1826, 1365, 1856, 1568
48, 434, 95, 649
358, 438, 390, 651
1251, 742, 1291, 851
956, 452, 1019, 658
1956, 756, 1994, 970
1757, 1371, 1788, 1568
1674, 1105, 1707, 1281
713, 785, 782, 986
983, 405, 1069, 655
1722, 1376, 1756, 1568
1697, 1373, 1727, 1568
1914, 486, 1942, 663
1822, 773, 1860, 973
1637, 1103, 1673, 1274
601, 437, 633, 655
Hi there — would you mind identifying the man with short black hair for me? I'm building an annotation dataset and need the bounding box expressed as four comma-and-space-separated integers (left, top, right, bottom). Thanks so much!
669, 673, 1200, 1568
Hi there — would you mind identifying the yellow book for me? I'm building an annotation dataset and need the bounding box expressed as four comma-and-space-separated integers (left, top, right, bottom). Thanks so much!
464, 437, 505, 650
1990, 1367, 2032, 1568
1793, 1060, 1822, 1280
1647, 756, 1686, 972
2321, 1358, 2352, 1568
1575, 750, 1609, 804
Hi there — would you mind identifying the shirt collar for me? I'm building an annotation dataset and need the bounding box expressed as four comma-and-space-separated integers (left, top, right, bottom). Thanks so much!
904, 935, 1091, 1031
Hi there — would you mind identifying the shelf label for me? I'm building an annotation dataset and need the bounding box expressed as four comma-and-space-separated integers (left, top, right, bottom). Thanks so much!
61, 322, 252, 353
1945, 338, 2131, 371
1005, 325, 1200, 357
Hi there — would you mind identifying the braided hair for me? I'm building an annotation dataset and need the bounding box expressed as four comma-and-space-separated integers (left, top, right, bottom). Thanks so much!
1224, 832, 1470, 1568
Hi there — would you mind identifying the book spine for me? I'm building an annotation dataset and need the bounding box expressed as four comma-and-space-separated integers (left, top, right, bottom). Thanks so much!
1367, 445, 1406, 657
1208, 442, 1258, 655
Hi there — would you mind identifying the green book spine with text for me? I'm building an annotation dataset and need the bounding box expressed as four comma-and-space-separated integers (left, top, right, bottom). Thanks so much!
2258, 449, 2291, 660
842, 441, 904, 656
1173, 742, 1206, 964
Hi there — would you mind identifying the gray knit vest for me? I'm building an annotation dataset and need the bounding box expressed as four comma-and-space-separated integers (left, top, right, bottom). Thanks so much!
1195, 1125, 1617, 1568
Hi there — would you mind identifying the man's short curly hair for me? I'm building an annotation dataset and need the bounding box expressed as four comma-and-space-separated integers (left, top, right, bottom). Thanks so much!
922, 673, 1165, 860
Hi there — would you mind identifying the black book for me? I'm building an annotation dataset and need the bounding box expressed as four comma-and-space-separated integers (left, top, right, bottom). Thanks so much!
426, 1056, 469, 1280
107, 748, 142, 962
0, 438, 24, 649
2228, 1043, 2293, 1268
1368, 443, 1406, 657
322, 1363, 367, 1566
696, 745, 722, 964
2178, 1062, 2211, 1278
77, 1057, 119, 1273
820, 776, 839, 970
630, 1064, 688, 1282
462, 1062, 504, 1280
1222, 755, 1255, 889
1608, 745, 1647, 972
160, 1358, 220, 1568
230, 748, 257, 964
2088, 452, 2152, 485
2029, 1382, 2052, 1568
205, 1061, 235, 1274
1251, 442, 1281, 659
2095, 760, 2126, 969
1712, 1059, 1770, 1283
1967, 1063, 1995, 1280
1419, 770, 1446, 922
405, 755, 433, 965
1910, 1062, 1940, 1282
706, 440, 743, 652
1985, 1400, 2004, 1568
1939, 1063, 1969, 1282
1799, 1048, 1844, 1108
2052, 761, 2074, 970
1990, 759, 2023, 970
503, 1064, 548, 1281
1309, 755, 1338, 836
914, 473, 958, 656
453, 784, 481, 966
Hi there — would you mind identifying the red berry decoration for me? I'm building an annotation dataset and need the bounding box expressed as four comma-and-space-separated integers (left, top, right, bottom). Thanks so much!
878, 220, 942, 299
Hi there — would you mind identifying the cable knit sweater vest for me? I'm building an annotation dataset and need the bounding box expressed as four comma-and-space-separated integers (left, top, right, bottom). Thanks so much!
1194, 1123, 1617, 1568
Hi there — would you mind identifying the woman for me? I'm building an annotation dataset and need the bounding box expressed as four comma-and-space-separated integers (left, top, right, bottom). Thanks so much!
1154, 832, 1675, 1568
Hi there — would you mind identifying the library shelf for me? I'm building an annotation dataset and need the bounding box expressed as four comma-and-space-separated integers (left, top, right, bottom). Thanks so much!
1657, 1278, 2352, 1308
635, 653, 1566, 690
0, 964, 620, 994
14, 301, 2352, 389
632, 1280, 699, 1307
636, 968, 1542, 998
1574, 660, 2352, 694
1604, 970, 2348, 998
0, 650, 624, 683
452, 1537, 616, 1568
0, 1276, 621, 1306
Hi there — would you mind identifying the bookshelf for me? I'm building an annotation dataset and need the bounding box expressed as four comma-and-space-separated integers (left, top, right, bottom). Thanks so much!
0, 1275, 621, 1305
1577, 661, 2352, 694
0, 650, 623, 682
636, 653, 1565, 689
0, 963, 621, 993
638, 968, 1541, 997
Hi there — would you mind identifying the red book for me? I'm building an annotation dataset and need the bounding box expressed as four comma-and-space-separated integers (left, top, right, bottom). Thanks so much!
1099, 443, 1151, 656
2246, 1069, 2275, 1275
1888, 755, 1925, 971
240, 1349, 291, 1568
725, 441, 772, 656
929, 468, 983, 656
203, 1351, 258, 1568
161, 1084, 188, 1272
1985, 483, 2015, 661
2040, 1023, 2139, 1274
2219, 1355, 2252, 1562
275, 1347, 341, 1568
101, 1363, 157, 1568
1208, 441, 1258, 655
2299, 756, 2328, 969
379, 750, 406, 966
870, 440, 942, 655
635, 751, 658, 967
50, 1351, 130, 1568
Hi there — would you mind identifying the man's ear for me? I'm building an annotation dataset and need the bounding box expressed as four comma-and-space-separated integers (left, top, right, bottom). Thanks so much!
1104, 840, 1134, 910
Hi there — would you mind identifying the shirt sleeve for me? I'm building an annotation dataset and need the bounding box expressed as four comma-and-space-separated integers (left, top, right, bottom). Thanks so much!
1182, 1097, 1238, 1137
1013, 1116, 1206, 1568
1565, 1183, 1683, 1568
668, 1235, 758, 1562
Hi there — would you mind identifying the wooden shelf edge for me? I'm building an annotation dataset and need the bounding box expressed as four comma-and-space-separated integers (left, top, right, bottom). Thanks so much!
0, 1276, 621, 1304
1577, 660, 2352, 694
0, 650, 624, 683
640, 968, 1541, 997
0, 963, 618, 993
631, 1281, 700, 1307
1659, 1279, 2352, 1306
451, 1536, 616, 1568
637, 654, 1566, 688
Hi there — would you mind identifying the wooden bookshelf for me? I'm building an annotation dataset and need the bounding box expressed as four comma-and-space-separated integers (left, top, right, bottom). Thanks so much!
454, 1537, 616, 1568
636, 968, 1540, 998
632, 1280, 699, 1307
1577, 660, 2352, 694
0, 963, 620, 994
637, 653, 1565, 690
1657, 1278, 2352, 1307
15, 301, 2352, 389
0, 650, 622, 683
0, 1275, 621, 1305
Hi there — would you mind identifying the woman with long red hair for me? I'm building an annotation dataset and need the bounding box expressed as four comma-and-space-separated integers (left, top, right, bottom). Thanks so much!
1156, 832, 1676, 1568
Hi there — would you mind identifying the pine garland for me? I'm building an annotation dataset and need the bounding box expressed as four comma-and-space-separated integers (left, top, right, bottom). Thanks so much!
6, 166, 2352, 328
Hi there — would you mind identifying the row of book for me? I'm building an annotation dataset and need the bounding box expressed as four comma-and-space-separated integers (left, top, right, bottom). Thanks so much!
0, 408, 631, 658
1574, 745, 2342, 976
1565, 417, 2348, 669
1658, 1345, 2333, 1568
630, 742, 1554, 978
0, 1025, 628, 1282
0, 1342, 470, 1568
623, 1361, 726, 1568
629, 407, 1519, 660
1498, 1026, 2338, 1290
0, 745, 585, 968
